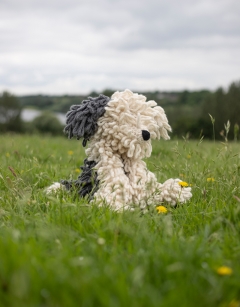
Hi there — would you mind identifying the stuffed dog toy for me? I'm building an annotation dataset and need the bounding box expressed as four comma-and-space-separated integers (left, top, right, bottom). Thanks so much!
47, 89, 192, 211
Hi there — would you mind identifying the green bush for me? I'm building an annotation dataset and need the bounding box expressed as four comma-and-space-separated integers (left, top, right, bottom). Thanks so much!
27, 112, 64, 136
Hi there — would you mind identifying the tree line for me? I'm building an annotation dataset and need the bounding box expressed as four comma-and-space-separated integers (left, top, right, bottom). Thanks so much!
1, 81, 239, 140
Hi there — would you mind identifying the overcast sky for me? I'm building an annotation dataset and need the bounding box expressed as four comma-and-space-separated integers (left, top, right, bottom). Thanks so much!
0, 0, 239, 94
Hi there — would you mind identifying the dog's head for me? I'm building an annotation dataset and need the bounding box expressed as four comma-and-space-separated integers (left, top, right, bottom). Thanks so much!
64, 89, 171, 159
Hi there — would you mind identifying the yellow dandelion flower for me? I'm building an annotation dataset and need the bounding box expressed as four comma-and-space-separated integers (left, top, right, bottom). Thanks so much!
156, 206, 168, 214
75, 168, 81, 173
187, 154, 191, 159
178, 181, 189, 187
217, 266, 233, 276
68, 150, 74, 155
5, 152, 10, 158
207, 177, 215, 182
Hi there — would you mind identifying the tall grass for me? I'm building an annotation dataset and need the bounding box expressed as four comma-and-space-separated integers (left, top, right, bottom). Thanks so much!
0, 134, 240, 307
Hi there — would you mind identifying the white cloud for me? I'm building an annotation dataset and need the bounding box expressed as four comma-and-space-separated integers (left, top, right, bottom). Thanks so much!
0, 0, 239, 94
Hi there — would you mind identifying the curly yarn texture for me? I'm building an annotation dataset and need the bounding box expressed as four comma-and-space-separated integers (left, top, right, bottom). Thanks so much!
47, 89, 192, 211
64, 94, 110, 146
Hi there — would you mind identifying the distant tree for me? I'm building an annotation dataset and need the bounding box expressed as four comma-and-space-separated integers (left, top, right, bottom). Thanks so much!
177, 90, 211, 105
102, 89, 115, 97
88, 91, 99, 97
0, 91, 23, 132
200, 81, 240, 140
226, 82, 240, 138
178, 90, 189, 104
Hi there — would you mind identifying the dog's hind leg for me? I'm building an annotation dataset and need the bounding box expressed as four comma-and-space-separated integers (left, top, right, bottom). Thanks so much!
146, 179, 192, 207
126, 160, 192, 207
156, 178, 192, 206
45, 182, 65, 194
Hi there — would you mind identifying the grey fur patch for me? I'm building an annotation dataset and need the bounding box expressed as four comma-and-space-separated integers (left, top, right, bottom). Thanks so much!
61, 159, 99, 200
64, 94, 110, 146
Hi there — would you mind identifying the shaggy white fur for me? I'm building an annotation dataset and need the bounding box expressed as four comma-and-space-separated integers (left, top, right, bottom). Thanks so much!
47, 89, 192, 210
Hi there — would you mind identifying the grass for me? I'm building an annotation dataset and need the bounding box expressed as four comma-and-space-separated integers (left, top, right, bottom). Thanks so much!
0, 134, 240, 307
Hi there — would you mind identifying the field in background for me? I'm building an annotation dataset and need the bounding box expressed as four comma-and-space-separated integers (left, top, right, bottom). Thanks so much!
0, 135, 240, 307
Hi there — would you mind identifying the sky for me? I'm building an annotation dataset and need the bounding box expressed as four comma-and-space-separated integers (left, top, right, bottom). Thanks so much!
0, 0, 240, 95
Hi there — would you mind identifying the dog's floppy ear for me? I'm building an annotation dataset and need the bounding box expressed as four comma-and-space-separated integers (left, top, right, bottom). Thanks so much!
64, 94, 110, 147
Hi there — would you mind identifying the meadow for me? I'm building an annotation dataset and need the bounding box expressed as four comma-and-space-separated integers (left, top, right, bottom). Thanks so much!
0, 134, 240, 307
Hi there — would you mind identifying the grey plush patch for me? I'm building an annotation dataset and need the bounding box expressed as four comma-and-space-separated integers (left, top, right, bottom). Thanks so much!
64, 94, 110, 147
61, 159, 99, 200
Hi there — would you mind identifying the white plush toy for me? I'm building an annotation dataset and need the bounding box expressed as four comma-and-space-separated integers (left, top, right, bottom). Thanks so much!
47, 90, 192, 210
